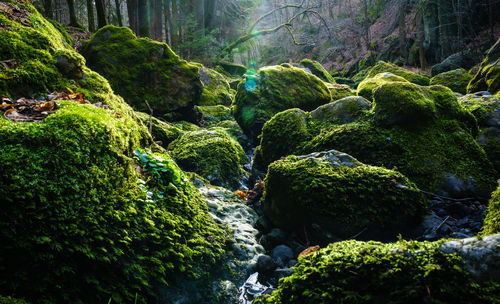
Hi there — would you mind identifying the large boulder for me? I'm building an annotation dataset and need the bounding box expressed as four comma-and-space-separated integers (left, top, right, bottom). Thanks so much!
255, 82, 497, 197
468, 38, 500, 95
168, 129, 246, 189
365, 61, 430, 86
199, 67, 234, 106
0, 4, 227, 303
255, 236, 500, 304
357, 72, 409, 101
264, 150, 427, 243
232, 65, 331, 142
135, 111, 182, 146
459, 93, 500, 172
431, 51, 475, 76
430, 68, 473, 94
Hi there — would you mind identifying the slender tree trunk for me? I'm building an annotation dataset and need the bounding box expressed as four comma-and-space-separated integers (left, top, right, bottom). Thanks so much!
399, 0, 407, 60
115, 0, 123, 26
164, 0, 171, 44
416, 2, 427, 69
86, 0, 95, 32
95, 0, 107, 29
43, 0, 54, 19
66, 0, 78, 26
171, 0, 178, 49
127, 0, 138, 33
138, 0, 150, 37
150, 0, 163, 40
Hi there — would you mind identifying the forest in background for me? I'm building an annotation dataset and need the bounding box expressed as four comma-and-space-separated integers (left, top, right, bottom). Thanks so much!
31, 0, 500, 74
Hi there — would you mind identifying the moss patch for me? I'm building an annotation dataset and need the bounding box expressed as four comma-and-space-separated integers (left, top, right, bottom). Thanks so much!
255, 239, 498, 304
430, 68, 473, 94
263, 152, 427, 242
326, 83, 355, 101
135, 111, 182, 146
299, 59, 336, 83
194, 105, 233, 128
199, 67, 234, 106
366, 61, 430, 86
357, 72, 409, 101
168, 129, 246, 189
481, 182, 500, 235
233, 65, 331, 142
468, 38, 500, 95
81, 25, 203, 120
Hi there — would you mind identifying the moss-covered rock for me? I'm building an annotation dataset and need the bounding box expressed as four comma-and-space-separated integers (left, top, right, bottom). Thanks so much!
0, 296, 29, 304
199, 67, 234, 106
430, 68, 473, 94
255, 238, 499, 304
233, 65, 331, 142
0, 3, 227, 303
194, 105, 233, 128
310, 96, 371, 126
135, 111, 182, 146
481, 183, 500, 235
168, 129, 246, 189
366, 61, 430, 86
299, 59, 336, 83
216, 61, 247, 77
81, 25, 203, 120
468, 38, 500, 95
431, 51, 475, 76
326, 83, 355, 101
255, 82, 496, 197
357, 72, 409, 101
263, 150, 427, 242
459, 93, 500, 173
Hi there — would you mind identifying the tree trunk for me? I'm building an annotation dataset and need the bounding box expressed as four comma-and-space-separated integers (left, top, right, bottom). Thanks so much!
127, 0, 138, 33
43, 0, 54, 19
416, 2, 427, 69
423, 0, 440, 63
398, 0, 407, 60
115, 0, 123, 26
171, 0, 179, 49
138, 0, 150, 37
163, 0, 171, 44
66, 0, 78, 27
86, 0, 95, 32
150, 0, 163, 40
95, 0, 107, 29
204, 0, 216, 29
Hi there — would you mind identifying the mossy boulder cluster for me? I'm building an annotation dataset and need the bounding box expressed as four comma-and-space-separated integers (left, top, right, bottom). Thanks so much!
168, 129, 246, 189
0, 3, 228, 303
256, 81, 496, 197
430, 68, 473, 94
357, 72, 409, 101
255, 237, 500, 304
365, 61, 430, 86
233, 65, 332, 142
264, 150, 427, 243
81, 26, 234, 121
481, 183, 500, 235
298, 59, 336, 83
467, 38, 500, 95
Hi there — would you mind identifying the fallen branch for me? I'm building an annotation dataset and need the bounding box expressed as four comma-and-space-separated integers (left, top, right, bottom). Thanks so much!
144, 99, 153, 135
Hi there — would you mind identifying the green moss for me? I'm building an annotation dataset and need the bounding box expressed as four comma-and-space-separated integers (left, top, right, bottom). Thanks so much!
168, 129, 246, 189
172, 120, 200, 132
326, 83, 355, 101
216, 61, 247, 77
135, 111, 182, 146
233, 65, 332, 142
213, 120, 249, 147
0, 296, 29, 304
256, 82, 495, 195
81, 25, 203, 120
430, 68, 473, 94
481, 182, 500, 235
0, 102, 226, 303
366, 61, 430, 86
263, 153, 427, 242
357, 72, 409, 101
199, 67, 234, 106
46, 19, 74, 47
468, 38, 500, 95
299, 59, 336, 83
255, 239, 498, 304
194, 105, 233, 128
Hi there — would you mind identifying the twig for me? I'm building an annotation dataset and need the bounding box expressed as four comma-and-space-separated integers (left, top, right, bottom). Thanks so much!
349, 227, 368, 239
144, 99, 153, 135
419, 189, 477, 202
434, 216, 450, 232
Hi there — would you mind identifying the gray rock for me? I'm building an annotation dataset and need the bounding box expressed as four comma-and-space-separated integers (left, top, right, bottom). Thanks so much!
296, 149, 362, 169
310, 96, 371, 125
438, 173, 479, 197
256, 255, 277, 274
262, 228, 289, 249
272, 245, 294, 266
440, 234, 500, 282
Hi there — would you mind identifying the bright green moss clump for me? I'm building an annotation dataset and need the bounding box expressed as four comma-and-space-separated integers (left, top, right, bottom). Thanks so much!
233, 65, 331, 142
366, 61, 430, 86
263, 152, 426, 242
468, 38, 500, 95
255, 239, 498, 304
0, 103, 227, 303
81, 25, 203, 120
135, 111, 182, 146
481, 183, 500, 235
299, 59, 336, 83
430, 68, 473, 94
326, 83, 355, 101
357, 72, 409, 101
256, 82, 496, 196
199, 67, 234, 106
168, 129, 246, 189
194, 105, 233, 128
